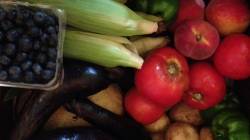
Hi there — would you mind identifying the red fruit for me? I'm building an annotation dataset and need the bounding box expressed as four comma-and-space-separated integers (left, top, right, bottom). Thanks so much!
125, 88, 165, 125
206, 0, 250, 36
170, 0, 205, 32
183, 63, 226, 110
214, 34, 250, 80
174, 19, 220, 60
135, 47, 189, 108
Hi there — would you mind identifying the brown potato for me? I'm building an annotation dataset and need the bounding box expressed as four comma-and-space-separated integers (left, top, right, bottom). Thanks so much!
165, 122, 199, 140
151, 132, 165, 140
200, 128, 214, 140
88, 84, 124, 115
145, 115, 170, 133
170, 103, 203, 126
44, 107, 90, 130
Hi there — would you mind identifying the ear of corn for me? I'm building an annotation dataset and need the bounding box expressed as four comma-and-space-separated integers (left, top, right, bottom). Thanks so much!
63, 30, 143, 69
23, 0, 158, 36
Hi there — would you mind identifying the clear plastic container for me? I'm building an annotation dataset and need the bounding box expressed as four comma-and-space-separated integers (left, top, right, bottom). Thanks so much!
0, 1, 66, 91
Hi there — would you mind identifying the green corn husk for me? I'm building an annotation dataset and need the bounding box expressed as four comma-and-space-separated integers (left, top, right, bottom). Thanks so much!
63, 30, 143, 69
23, 0, 158, 36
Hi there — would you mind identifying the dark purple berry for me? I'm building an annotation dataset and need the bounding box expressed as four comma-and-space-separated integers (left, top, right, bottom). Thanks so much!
25, 19, 35, 27
18, 36, 33, 52
41, 69, 54, 81
45, 16, 56, 26
46, 26, 56, 34
36, 53, 47, 64
32, 63, 42, 75
4, 43, 16, 56
46, 61, 56, 70
40, 46, 47, 52
48, 48, 57, 60
24, 71, 34, 82
6, 29, 20, 42
28, 26, 40, 38
48, 34, 58, 46
21, 60, 32, 71
34, 11, 46, 25
0, 7, 6, 21
0, 55, 11, 65
40, 33, 49, 44
1, 20, 13, 31
16, 52, 27, 62
33, 40, 41, 50
0, 31, 4, 42
8, 66, 21, 80
0, 70, 8, 80
7, 8, 17, 20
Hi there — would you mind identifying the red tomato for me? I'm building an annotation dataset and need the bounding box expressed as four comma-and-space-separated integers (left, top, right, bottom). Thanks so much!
125, 88, 165, 125
183, 62, 226, 110
135, 47, 189, 108
214, 34, 250, 80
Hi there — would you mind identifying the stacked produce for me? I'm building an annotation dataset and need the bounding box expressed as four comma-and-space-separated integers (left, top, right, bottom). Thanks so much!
0, 0, 249, 140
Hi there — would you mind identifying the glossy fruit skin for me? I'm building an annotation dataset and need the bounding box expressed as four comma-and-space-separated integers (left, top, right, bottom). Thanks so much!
206, 0, 250, 36
125, 88, 165, 125
174, 19, 220, 60
135, 47, 189, 108
214, 34, 250, 80
183, 63, 226, 110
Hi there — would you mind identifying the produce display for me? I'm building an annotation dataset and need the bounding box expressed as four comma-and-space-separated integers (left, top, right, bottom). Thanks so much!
0, 0, 249, 140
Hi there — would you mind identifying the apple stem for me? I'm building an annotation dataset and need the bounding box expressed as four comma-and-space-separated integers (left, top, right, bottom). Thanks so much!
196, 34, 202, 42
168, 63, 179, 76
192, 93, 203, 101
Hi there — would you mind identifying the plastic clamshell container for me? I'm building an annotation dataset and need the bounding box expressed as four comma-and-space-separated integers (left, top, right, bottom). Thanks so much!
0, 1, 66, 91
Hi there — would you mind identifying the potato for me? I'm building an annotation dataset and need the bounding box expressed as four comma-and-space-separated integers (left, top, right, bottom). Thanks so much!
44, 107, 90, 130
151, 132, 165, 140
145, 115, 170, 133
165, 122, 199, 140
169, 103, 203, 125
200, 128, 214, 140
88, 84, 124, 115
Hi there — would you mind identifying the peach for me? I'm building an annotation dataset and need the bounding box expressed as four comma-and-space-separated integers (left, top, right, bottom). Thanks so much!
169, 0, 205, 32
206, 0, 250, 36
174, 19, 220, 60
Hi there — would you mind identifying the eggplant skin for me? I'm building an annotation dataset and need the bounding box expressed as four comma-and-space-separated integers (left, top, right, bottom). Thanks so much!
32, 127, 117, 140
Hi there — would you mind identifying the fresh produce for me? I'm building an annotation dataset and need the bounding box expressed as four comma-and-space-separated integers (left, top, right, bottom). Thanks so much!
174, 19, 220, 60
212, 110, 250, 140
183, 63, 226, 110
135, 47, 189, 108
214, 34, 250, 80
64, 30, 143, 69
165, 122, 199, 140
144, 115, 170, 133
206, 0, 250, 36
151, 133, 165, 140
128, 0, 179, 23
23, 0, 158, 36
125, 88, 165, 124
0, 5, 59, 83
170, 103, 203, 126
200, 128, 214, 140
67, 99, 152, 140
33, 127, 117, 140
169, 0, 205, 32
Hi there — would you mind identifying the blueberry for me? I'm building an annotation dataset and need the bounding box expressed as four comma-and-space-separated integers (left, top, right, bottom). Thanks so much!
28, 52, 35, 60
32, 63, 42, 75
0, 31, 4, 42
6, 29, 20, 42
46, 26, 56, 34
16, 52, 28, 62
46, 61, 56, 70
40, 46, 48, 52
0, 70, 8, 80
0, 20, 13, 31
45, 16, 56, 26
48, 48, 57, 60
0, 55, 11, 65
18, 36, 33, 52
21, 60, 32, 71
48, 34, 58, 46
41, 69, 54, 81
40, 33, 49, 44
25, 19, 35, 27
21, 8, 32, 20
24, 71, 34, 82
36, 53, 47, 64
8, 66, 21, 80
28, 26, 40, 38
4, 43, 16, 56
0, 7, 6, 21
33, 40, 41, 50
7, 8, 17, 20
34, 11, 47, 25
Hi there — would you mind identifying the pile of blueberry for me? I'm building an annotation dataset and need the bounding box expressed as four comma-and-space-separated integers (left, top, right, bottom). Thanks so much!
0, 5, 59, 84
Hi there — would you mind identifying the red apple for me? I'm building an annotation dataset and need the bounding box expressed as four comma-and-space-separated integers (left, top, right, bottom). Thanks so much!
214, 34, 250, 80
125, 88, 165, 125
169, 0, 205, 32
206, 0, 250, 36
174, 19, 220, 60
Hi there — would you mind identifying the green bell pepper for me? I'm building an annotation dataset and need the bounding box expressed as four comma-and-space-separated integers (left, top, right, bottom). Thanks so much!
128, 0, 179, 23
212, 110, 250, 140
